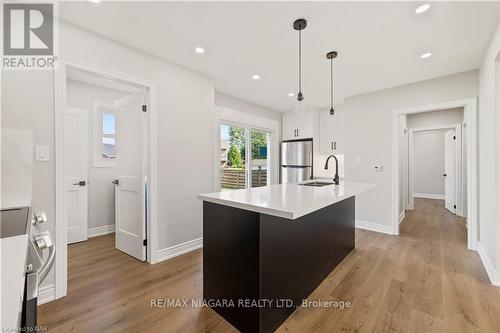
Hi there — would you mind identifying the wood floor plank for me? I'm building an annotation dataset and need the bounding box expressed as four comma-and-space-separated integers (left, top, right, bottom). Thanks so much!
39, 199, 500, 332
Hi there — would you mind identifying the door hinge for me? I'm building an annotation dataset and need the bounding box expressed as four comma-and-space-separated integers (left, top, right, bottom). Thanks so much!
142, 104, 147, 112
143, 239, 147, 246
454, 205, 456, 209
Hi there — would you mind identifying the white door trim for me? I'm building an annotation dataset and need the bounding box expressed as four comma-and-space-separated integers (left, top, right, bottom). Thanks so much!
55, 58, 159, 300
408, 124, 463, 216
392, 97, 477, 251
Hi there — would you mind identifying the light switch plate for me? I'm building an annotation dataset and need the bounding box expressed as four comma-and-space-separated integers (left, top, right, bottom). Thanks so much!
35, 145, 50, 161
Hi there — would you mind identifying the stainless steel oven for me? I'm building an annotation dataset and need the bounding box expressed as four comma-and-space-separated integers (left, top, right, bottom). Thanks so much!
1, 207, 55, 331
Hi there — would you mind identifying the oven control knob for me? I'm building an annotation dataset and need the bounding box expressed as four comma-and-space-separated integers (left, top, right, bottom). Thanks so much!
34, 212, 48, 224
33, 231, 53, 250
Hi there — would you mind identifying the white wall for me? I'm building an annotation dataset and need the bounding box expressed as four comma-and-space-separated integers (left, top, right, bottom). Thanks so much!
2, 71, 55, 287
478, 20, 500, 277
412, 130, 447, 196
343, 70, 478, 228
407, 107, 464, 128
66, 80, 128, 231
215, 92, 282, 122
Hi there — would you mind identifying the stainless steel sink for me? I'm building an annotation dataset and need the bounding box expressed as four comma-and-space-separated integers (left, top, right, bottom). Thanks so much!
300, 181, 335, 187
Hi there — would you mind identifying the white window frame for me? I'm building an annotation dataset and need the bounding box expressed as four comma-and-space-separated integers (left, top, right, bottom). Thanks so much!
218, 121, 275, 189
93, 101, 117, 167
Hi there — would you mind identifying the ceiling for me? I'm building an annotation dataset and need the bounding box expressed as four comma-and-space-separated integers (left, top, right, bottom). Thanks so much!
60, 1, 499, 112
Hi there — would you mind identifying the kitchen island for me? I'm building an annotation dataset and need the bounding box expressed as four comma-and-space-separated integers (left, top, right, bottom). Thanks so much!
198, 181, 374, 333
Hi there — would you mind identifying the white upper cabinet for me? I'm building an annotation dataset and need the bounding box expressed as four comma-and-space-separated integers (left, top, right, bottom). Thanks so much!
319, 108, 343, 155
282, 111, 314, 141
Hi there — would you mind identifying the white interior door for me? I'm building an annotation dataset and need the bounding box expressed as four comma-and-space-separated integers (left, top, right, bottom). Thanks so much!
114, 93, 147, 261
65, 107, 89, 244
444, 130, 457, 214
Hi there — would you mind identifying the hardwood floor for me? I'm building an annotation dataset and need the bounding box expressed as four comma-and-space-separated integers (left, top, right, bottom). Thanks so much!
39, 198, 500, 332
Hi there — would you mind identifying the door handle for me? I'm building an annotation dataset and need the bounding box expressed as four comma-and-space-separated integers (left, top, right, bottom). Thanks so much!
443, 174, 447, 177
112, 179, 119, 185
73, 180, 86, 186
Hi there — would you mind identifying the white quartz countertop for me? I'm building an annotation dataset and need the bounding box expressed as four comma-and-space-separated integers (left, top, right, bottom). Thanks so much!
198, 181, 375, 220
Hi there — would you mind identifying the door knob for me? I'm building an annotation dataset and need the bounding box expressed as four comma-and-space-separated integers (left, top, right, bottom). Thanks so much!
112, 179, 119, 185
442, 174, 447, 177
73, 181, 86, 186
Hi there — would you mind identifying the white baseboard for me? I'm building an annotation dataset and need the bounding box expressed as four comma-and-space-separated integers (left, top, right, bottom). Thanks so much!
38, 284, 55, 305
413, 193, 445, 200
477, 242, 500, 287
88, 224, 115, 238
355, 220, 394, 235
158, 238, 203, 263
399, 211, 405, 225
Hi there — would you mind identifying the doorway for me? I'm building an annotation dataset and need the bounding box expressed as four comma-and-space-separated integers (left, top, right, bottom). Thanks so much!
407, 123, 464, 216
392, 98, 477, 250
55, 61, 158, 299
65, 69, 148, 261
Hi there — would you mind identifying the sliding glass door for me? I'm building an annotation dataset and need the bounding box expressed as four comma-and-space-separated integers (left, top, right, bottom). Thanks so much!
220, 124, 247, 190
250, 130, 270, 188
219, 124, 272, 190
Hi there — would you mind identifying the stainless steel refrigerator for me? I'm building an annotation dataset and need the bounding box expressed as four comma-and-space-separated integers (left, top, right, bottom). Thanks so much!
281, 139, 313, 183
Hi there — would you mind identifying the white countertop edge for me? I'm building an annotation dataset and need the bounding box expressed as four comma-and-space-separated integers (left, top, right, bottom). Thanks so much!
198, 195, 296, 219
198, 182, 375, 220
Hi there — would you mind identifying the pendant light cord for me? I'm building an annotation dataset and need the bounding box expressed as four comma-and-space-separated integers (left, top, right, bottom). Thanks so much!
330, 58, 333, 110
298, 30, 302, 100
330, 56, 335, 115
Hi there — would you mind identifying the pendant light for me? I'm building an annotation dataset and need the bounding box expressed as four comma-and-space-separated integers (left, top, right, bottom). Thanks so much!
326, 51, 338, 115
293, 19, 307, 102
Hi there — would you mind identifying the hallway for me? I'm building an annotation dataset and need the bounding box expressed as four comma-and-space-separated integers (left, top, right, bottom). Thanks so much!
39, 199, 500, 332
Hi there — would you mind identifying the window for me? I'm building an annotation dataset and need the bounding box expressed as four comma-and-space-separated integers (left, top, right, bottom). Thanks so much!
220, 124, 246, 190
250, 130, 270, 188
93, 102, 116, 167
219, 123, 273, 190
102, 113, 116, 159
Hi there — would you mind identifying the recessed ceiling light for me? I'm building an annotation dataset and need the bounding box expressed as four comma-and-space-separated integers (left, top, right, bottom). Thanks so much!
252, 74, 260, 80
415, 4, 430, 14
194, 47, 205, 54
420, 52, 432, 59
88, 0, 101, 3
288, 92, 294, 97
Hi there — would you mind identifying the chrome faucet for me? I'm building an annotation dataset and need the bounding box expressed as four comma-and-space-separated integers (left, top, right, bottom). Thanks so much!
324, 155, 340, 185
